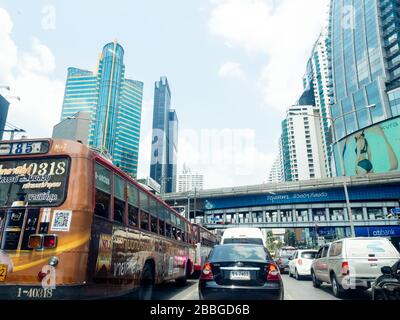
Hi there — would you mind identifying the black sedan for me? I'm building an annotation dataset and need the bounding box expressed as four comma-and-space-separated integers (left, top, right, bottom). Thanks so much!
199, 244, 284, 300
372, 259, 400, 300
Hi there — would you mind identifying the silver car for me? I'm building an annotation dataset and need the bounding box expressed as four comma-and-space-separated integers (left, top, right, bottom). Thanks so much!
310, 237, 400, 298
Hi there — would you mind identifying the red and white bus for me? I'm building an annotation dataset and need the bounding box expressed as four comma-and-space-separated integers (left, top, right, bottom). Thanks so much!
192, 224, 218, 277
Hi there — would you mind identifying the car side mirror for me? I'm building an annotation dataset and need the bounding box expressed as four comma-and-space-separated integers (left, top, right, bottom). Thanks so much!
381, 266, 393, 275
288, 257, 293, 261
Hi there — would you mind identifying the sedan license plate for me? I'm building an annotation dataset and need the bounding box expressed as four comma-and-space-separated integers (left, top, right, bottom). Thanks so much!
0, 265, 7, 282
230, 271, 250, 281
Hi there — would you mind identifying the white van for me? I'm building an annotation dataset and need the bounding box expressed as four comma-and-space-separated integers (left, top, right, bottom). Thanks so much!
220, 228, 266, 247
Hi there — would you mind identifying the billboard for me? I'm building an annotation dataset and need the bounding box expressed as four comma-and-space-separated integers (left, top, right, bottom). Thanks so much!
334, 116, 400, 176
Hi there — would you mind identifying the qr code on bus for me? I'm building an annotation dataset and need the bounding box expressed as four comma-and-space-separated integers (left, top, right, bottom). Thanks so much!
50, 210, 72, 232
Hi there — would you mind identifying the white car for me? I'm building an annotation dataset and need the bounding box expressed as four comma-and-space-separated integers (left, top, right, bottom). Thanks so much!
220, 227, 266, 247
288, 249, 318, 280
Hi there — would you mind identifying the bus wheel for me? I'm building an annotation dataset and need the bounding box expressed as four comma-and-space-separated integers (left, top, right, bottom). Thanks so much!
138, 263, 154, 300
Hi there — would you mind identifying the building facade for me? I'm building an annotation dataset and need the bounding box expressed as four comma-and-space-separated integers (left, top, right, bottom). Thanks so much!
52, 111, 91, 144
268, 155, 284, 183
150, 77, 178, 193
177, 166, 204, 193
58, 41, 143, 177
0, 95, 10, 140
280, 106, 327, 181
329, 0, 400, 175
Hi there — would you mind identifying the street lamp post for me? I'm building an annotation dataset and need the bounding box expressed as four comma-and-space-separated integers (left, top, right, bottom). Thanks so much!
289, 104, 375, 238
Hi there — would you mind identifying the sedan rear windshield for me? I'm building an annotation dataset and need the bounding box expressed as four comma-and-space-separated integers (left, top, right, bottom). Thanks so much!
301, 251, 317, 259
210, 245, 271, 262
223, 238, 264, 245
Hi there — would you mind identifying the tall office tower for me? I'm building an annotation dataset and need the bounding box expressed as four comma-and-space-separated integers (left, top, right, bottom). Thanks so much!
280, 105, 327, 181
268, 153, 284, 183
150, 77, 178, 193
0, 95, 10, 140
302, 28, 335, 177
329, 0, 400, 175
58, 41, 143, 177
177, 165, 204, 193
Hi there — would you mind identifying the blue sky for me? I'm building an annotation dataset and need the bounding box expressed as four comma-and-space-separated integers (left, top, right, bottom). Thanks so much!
0, 0, 329, 188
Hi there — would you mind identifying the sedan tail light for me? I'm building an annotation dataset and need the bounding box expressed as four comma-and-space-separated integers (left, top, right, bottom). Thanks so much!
199, 262, 214, 281
341, 261, 349, 275
266, 263, 281, 282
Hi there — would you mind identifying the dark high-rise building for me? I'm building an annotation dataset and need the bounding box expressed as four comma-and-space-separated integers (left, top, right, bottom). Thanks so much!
0, 95, 10, 140
150, 77, 178, 193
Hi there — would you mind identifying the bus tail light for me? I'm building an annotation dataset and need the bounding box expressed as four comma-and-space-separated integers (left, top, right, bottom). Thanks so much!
28, 234, 58, 250
266, 263, 281, 282
342, 261, 349, 275
28, 235, 43, 249
200, 262, 214, 281
43, 235, 58, 249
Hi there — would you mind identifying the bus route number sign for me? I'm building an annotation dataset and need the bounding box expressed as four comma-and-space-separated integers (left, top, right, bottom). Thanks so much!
0, 141, 49, 156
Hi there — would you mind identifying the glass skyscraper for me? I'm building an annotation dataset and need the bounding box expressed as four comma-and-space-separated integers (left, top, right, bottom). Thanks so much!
150, 77, 178, 193
330, 0, 400, 175
59, 41, 143, 177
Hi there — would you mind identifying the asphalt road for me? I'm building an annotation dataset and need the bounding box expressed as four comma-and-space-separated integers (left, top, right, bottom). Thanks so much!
120, 274, 373, 300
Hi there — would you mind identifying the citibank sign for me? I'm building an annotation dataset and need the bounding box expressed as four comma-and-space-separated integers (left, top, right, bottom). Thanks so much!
355, 226, 400, 237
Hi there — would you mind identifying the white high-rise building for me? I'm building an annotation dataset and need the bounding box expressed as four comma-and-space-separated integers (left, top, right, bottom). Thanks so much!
280, 105, 327, 181
308, 28, 334, 177
268, 155, 283, 183
177, 166, 204, 193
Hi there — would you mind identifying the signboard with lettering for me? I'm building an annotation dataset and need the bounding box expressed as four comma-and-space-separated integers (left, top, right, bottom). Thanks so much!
203, 184, 400, 210
355, 226, 400, 237
0, 157, 70, 207
0, 141, 49, 156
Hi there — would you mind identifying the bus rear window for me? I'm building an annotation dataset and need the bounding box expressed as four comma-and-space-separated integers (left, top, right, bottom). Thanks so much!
0, 157, 70, 207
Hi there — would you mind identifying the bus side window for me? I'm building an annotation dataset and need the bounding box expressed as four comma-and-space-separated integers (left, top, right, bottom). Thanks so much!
139, 191, 149, 231
95, 163, 111, 219
113, 175, 126, 224
158, 206, 165, 236
171, 213, 177, 240
181, 221, 186, 242
128, 184, 139, 227
150, 199, 158, 234
165, 209, 171, 238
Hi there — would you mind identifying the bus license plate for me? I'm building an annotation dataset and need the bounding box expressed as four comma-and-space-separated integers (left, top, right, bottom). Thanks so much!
230, 271, 250, 280
0, 265, 7, 282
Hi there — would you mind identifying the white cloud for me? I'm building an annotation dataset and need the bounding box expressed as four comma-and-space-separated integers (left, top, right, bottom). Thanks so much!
0, 8, 18, 84
218, 61, 245, 79
208, 0, 330, 111
0, 8, 64, 139
20, 37, 56, 74
178, 128, 275, 188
